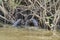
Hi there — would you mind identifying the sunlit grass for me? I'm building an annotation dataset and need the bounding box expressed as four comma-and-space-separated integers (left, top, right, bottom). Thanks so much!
0, 25, 60, 40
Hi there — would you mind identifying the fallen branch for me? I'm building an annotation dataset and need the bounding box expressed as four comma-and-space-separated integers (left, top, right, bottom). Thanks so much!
0, 15, 14, 24
0, 6, 8, 15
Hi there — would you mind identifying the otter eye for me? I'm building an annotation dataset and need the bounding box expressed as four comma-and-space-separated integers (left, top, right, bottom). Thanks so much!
27, 15, 33, 20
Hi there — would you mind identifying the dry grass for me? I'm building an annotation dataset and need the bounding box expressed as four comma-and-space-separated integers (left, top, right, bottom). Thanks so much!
0, 25, 60, 40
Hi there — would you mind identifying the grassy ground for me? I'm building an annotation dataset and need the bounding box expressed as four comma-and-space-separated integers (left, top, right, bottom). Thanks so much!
0, 25, 60, 40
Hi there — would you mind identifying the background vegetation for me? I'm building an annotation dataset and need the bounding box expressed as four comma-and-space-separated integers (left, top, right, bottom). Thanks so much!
0, 0, 60, 40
